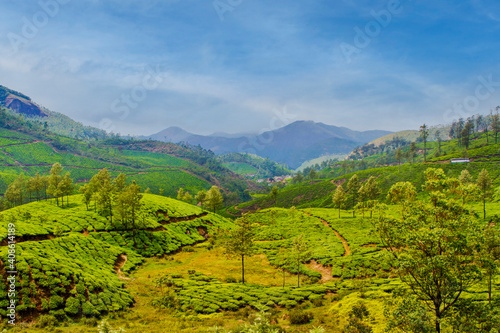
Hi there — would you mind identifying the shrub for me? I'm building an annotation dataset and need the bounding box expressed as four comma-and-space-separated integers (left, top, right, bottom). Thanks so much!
152, 293, 177, 309
224, 276, 237, 283
289, 309, 313, 325
49, 295, 64, 310
183, 246, 195, 252
38, 314, 58, 328
64, 297, 81, 315
84, 317, 98, 327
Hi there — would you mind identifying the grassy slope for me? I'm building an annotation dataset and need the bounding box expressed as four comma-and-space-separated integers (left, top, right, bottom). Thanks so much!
2, 198, 498, 332
225, 157, 500, 216
0, 127, 215, 196
0, 194, 234, 323
222, 162, 259, 175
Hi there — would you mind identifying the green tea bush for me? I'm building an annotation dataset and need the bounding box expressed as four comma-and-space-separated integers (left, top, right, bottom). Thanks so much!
289, 309, 313, 325
37, 314, 58, 328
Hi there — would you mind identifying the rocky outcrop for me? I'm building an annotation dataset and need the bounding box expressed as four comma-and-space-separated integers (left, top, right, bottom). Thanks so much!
3, 94, 48, 117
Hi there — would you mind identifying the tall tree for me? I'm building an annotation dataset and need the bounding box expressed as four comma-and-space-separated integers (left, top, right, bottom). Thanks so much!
434, 129, 442, 155
332, 186, 347, 218
395, 148, 403, 172
47, 163, 63, 206
205, 186, 224, 213
419, 124, 429, 162
461, 121, 474, 149
477, 169, 493, 219
409, 142, 417, 163
225, 215, 256, 284
290, 234, 311, 288
79, 183, 93, 211
91, 169, 114, 222
60, 172, 74, 207
386, 181, 417, 219
377, 169, 483, 333
114, 180, 143, 240
363, 176, 381, 218
458, 169, 479, 206
31, 172, 44, 201
269, 186, 279, 205
492, 108, 500, 144
482, 224, 500, 304
113, 173, 127, 193
5, 175, 25, 206
292, 172, 304, 184
176, 188, 185, 201
195, 190, 207, 207
347, 174, 360, 218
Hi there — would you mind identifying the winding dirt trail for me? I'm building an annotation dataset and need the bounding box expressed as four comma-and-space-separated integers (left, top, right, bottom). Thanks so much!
303, 212, 351, 256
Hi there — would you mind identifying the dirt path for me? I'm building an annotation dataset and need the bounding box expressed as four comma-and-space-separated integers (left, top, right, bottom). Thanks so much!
114, 254, 130, 280
304, 212, 351, 256
323, 220, 351, 256
306, 260, 333, 282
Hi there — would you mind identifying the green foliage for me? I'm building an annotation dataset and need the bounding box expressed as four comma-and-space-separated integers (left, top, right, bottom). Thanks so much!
170, 277, 330, 314
37, 314, 58, 328
289, 309, 314, 325
377, 168, 485, 332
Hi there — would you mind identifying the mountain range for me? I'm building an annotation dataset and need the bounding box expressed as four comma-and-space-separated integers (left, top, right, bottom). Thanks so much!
1, 83, 391, 169
148, 122, 392, 169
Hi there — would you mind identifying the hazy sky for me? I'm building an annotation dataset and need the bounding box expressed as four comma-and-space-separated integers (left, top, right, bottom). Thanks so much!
1, 0, 499, 136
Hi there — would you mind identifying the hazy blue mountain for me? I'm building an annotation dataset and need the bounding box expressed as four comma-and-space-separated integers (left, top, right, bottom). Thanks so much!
148, 121, 391, 168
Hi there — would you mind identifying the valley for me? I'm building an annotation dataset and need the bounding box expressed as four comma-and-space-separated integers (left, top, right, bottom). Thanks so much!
0, 86, 499, 332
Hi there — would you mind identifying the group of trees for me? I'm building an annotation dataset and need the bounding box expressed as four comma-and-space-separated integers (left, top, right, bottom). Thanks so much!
379, 168, 500, 332
79, 169, 144, 229
4, 163, 74, 207
332, 175, 381, 218
449, 109, 500, 147
177, 186, 224, 212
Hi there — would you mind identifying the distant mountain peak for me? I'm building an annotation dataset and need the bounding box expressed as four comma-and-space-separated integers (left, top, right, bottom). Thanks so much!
148, 121, 392, 168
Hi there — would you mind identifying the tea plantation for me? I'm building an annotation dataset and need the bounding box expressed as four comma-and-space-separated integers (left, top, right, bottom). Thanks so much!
0, 194, 235, 322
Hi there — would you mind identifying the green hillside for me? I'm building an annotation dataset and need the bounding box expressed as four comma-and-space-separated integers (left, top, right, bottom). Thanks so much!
218, 153, 292, 178
0, 108, 256, 202
0, 194, 233, 321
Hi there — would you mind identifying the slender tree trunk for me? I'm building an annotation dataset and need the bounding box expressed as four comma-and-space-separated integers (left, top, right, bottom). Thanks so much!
352, 197, 355, 218
483, 197, 486, 219
297, 261, 300, 288
489, 273, 492, 304
338, 207, 341, 219
241, 255, 245, 284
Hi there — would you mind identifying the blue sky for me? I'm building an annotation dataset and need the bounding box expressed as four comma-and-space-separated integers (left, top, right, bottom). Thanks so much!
0, 0, 499, 136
